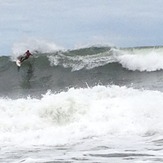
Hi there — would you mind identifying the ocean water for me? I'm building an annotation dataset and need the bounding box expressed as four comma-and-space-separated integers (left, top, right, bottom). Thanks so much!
1, 45, 163, 162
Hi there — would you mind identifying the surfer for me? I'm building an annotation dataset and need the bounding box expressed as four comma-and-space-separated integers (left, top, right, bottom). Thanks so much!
16, 50, 33, 71
18, 50, 33, 63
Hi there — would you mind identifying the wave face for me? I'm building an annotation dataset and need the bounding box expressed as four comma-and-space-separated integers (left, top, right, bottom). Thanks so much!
1, 46, 163, 97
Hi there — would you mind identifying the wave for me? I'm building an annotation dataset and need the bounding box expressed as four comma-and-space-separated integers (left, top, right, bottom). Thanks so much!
1, 85, 163, 146
10, 44, 163, 72
48, 46, 114, 71
48, 46, 163, 72
1, 45, 163, 97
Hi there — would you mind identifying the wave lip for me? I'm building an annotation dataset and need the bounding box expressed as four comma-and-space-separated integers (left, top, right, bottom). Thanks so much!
48, 46, 115, 71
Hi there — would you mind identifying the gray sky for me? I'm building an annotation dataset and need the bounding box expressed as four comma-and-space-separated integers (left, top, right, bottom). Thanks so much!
0, 0, 163, 55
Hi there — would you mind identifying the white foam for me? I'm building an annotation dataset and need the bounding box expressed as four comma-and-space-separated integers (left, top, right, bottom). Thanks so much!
1, 86, 163, 147
117, 48, 163, 71
48, 50, 115, 71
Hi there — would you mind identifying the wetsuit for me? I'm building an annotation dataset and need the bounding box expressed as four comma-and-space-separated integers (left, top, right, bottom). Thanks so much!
20, 51, 32, 62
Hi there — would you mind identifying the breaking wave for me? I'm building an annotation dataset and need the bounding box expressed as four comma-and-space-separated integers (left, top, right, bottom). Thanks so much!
1, 45, 163, 97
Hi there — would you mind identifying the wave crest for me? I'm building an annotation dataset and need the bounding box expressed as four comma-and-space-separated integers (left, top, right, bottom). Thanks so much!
117, 48, 163, 71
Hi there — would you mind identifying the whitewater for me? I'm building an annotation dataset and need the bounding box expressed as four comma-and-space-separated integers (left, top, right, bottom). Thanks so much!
1, 42, 163, 162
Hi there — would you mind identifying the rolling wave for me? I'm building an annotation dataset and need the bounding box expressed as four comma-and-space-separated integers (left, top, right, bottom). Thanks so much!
1, 46, 163, 97
47, 46, 163, 72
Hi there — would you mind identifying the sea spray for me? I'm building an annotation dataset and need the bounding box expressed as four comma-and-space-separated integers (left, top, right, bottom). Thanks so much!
11, 38, 64, 60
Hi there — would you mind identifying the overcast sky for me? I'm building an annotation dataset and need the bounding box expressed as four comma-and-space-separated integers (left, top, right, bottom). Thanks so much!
0, 0, 163, 55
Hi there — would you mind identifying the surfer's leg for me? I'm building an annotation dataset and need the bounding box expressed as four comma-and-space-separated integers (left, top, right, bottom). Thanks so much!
21, 57, 28, 62
21, 58, 25, 62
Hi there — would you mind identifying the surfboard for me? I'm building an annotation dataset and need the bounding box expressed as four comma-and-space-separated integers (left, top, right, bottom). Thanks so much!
16, 59, 21, 67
